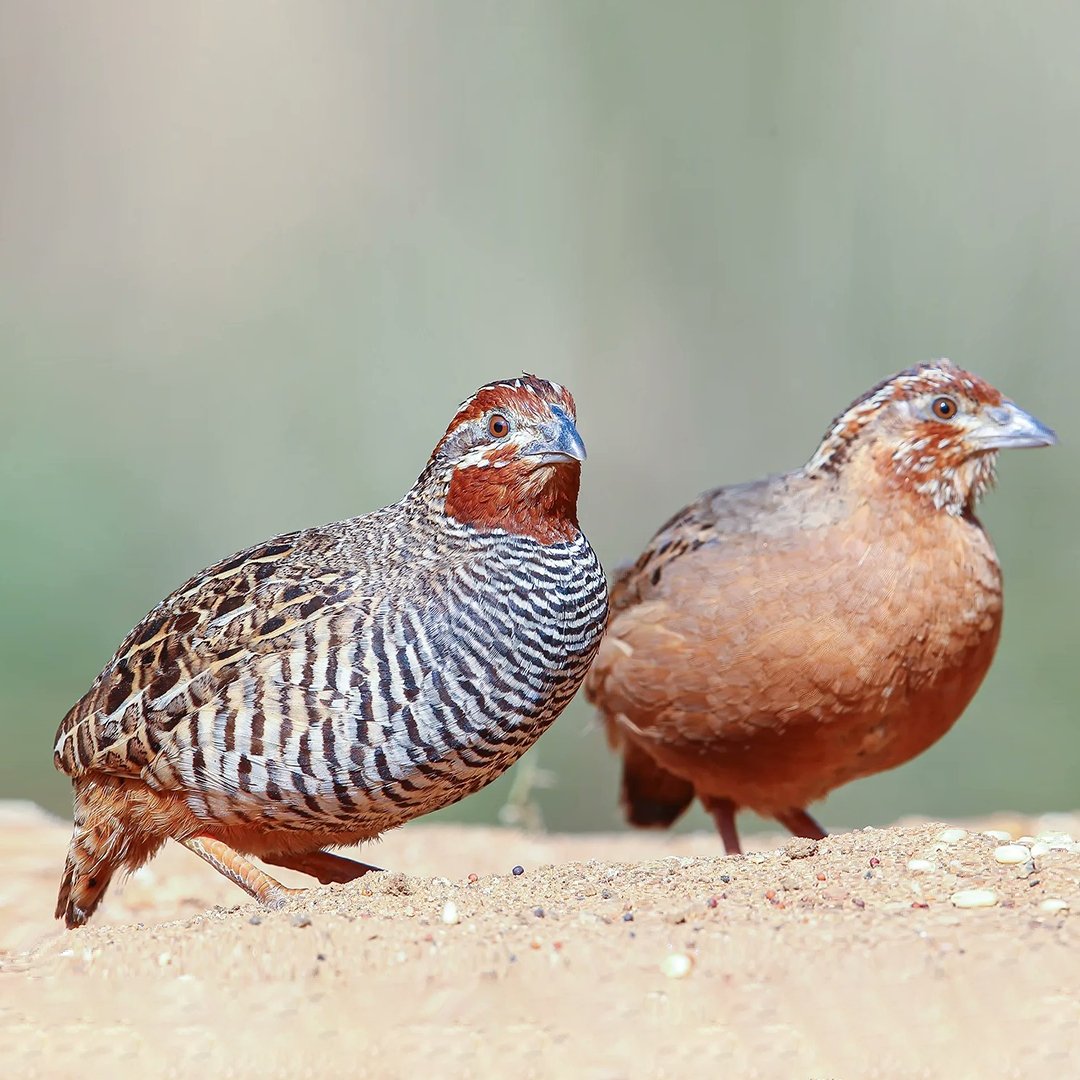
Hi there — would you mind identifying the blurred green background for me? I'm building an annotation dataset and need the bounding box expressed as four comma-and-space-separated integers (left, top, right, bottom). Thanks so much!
2, 2, 1075, 838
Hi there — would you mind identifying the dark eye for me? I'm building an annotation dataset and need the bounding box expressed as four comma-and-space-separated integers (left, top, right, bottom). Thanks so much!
488, 413, 510, 438
931, 396, 958, 420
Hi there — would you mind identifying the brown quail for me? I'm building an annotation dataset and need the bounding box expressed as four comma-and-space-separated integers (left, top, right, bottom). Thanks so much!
585, 361, 1055, 853
54, 376, 607, 925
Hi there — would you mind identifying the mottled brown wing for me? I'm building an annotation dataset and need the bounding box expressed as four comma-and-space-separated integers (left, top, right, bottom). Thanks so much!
53, 531, 368, 782
586, 479, 904, 751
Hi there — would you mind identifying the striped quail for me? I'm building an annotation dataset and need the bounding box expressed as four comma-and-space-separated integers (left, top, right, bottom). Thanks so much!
54, 376, 607, 926
585, 361, 1055, 853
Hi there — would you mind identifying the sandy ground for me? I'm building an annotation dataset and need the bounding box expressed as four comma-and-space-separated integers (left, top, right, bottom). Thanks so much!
2, 802, 1080, 1079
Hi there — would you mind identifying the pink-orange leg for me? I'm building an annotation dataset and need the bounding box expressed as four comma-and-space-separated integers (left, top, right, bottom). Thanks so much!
701, 795, 742, 855
262, 849, 382, 885
182, 836, 300, 909
776, 807, 827, 841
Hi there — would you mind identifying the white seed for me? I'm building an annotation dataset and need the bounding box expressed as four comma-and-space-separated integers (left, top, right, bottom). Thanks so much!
661, 952, 694, 979
950, 888, 999, 909
982, 830, 1012, 842
936, 827, 968, 845
906, 859, 936, 873
1040, 898, 1070, 915
441, 900, 460, 925
1030, 842, 1051, 859
993, 844, 1031, 865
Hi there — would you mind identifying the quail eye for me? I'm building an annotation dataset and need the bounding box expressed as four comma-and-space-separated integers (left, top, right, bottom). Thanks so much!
931, 396, 958, 420
488, 413, 511, 439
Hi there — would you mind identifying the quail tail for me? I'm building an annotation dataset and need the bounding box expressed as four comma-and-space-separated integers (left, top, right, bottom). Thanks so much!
619, 743, 695, 829
55, 780, 166, 928
55, 831, 122, 929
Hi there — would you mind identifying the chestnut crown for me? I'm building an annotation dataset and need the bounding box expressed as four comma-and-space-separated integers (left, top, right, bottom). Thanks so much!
807, 360, 1056, 514
421, 375, 587, 544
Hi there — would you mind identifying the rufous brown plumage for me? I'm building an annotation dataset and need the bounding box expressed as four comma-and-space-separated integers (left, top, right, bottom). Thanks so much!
585, 361, 1055, 853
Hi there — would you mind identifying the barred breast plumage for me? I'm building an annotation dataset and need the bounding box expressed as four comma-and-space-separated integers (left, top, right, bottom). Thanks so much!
54, 376, 607, 926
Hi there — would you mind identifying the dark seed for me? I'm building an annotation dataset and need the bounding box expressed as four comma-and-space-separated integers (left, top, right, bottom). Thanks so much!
534, 907, 545, 918
622, 912, 634, 922
512, 865, 525, 876
719, 874, 731, 884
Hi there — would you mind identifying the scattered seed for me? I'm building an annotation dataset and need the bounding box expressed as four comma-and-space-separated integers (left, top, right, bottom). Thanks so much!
291, 914, 312, 928
467, 873, 479, 884
622, 912, 634, 922
993, 844, 1031, 865
706, 896, 719, 909
661, 953, 694, 979
1029, 842, 1051, 859
512, 865, 525, 876
852, 897, 865, 909
248, 915, 262, 926
869, 857, 881, 868
601, 889, 613, 900
937, 827, 968, 845
441, 901, 460, 926
906, 859, 936, 873
719, 874, 731, 884
816, 872, 827, 882
1040, 898, 1070, 914
764, 889, 777, 901
950, 888, 998, 909
911, 901, 929, 909
982, 830, 1012, 842
534, 907, 545, 918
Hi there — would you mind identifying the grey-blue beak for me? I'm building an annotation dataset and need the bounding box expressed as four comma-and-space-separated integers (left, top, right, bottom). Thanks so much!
524, 405, 587, 465
974, 401, 1058, 451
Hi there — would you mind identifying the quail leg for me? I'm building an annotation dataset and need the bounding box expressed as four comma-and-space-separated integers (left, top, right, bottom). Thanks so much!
261, 849, 383, 885
776, 807, 827, 841
701, 795, 742, 855
182, 836, 300, 909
